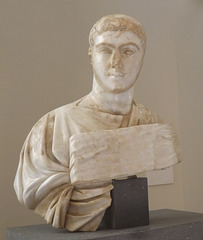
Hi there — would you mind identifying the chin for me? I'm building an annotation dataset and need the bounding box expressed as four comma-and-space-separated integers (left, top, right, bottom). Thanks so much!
108, 81, 135, 93
107, 86, 131, 94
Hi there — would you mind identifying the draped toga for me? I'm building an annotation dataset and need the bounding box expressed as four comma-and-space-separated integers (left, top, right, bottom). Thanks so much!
14, 97, 177, 231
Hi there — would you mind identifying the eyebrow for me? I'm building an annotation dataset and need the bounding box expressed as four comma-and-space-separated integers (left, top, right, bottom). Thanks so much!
95, 43, 115, 48
120, 42, 140, 50
95, 42, 140, 50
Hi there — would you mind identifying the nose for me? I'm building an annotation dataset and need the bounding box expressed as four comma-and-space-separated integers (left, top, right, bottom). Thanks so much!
111, 50, 123, 70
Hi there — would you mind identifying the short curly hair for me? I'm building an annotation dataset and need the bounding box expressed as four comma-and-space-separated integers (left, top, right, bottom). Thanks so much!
89, 14, 146, 47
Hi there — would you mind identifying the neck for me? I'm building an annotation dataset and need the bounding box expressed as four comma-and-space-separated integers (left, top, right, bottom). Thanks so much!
80, 77, 135, 115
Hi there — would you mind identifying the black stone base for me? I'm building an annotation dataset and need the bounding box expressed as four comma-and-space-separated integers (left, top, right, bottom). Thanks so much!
100, 177, 149, 229
7, 210, 203, 240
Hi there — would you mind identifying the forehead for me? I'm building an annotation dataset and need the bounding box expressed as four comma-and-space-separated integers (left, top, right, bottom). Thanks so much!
94, 31, 143, 48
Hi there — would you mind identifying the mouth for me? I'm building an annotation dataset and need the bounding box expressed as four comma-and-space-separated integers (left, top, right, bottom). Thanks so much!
107, 71, 125, 78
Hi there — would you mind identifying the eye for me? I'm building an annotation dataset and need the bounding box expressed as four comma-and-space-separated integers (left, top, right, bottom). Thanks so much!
97, 47, 112, 54
121, 48, 136, 56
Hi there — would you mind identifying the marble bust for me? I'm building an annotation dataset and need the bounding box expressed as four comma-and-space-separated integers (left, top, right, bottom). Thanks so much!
14, 14, 180, 231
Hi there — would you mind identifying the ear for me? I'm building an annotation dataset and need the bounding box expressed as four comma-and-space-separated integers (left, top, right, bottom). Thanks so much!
88, 47, 92, 59
88, 47, 93, 65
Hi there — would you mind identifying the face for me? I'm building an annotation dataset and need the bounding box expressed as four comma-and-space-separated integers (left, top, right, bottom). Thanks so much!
90, 31, 145, 93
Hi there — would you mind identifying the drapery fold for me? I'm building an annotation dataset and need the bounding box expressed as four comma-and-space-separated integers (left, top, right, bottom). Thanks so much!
14, 99, 178, 231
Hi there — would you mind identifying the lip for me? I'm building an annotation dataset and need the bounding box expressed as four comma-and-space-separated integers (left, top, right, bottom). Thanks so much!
107, 71, 125, 77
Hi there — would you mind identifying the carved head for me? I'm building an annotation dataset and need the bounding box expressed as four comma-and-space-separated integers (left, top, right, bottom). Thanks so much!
89, 14, 147, 94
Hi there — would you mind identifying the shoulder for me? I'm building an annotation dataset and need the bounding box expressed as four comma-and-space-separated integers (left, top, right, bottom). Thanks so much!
132, 102, 162, 124
29, 100, 79, 135
36, 99, 82, 123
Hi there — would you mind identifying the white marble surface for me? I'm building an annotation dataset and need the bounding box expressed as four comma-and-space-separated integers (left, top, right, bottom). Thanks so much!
14, 14, 180, 232
70, 123, 178, 184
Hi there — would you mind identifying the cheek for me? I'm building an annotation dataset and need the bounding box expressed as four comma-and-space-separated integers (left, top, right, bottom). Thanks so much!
124, 60, 137, 72
125, 55, 143, 71
95, 56, 111, 73
93, 54, 106, 67
124, 62, 141, 80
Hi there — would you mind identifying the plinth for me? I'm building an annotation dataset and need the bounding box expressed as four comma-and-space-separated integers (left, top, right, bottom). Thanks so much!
100, 177, 149, 229
7, 209, 203, 240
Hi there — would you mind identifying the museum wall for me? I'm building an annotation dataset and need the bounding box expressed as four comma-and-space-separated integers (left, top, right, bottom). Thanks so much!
0, 0, 202, 239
